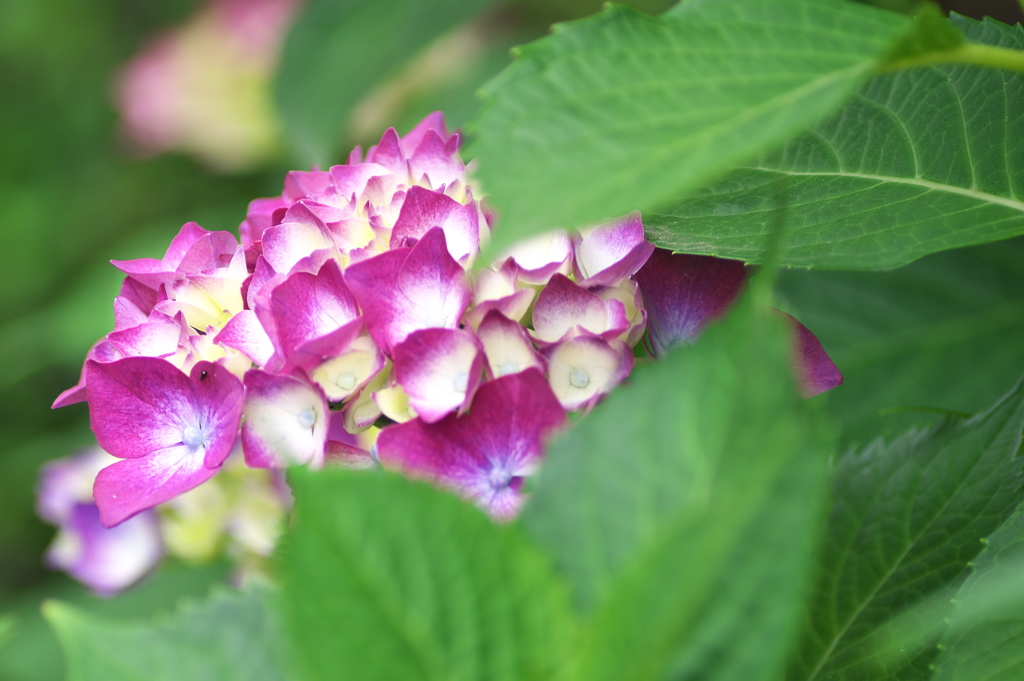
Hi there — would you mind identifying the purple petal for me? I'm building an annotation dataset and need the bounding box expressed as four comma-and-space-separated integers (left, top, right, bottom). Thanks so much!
390, 186, 479, 262
113, 277, 159, 330
634, 249, 748, 356
241, 370, 329, 469
345, 227, 470, 354
106, 312, 183, 359
46, 502, 163, 595
375, 368, 567, 519
573, 212, 655, 286
779, 311, 844, 397
393, 328, 485, 423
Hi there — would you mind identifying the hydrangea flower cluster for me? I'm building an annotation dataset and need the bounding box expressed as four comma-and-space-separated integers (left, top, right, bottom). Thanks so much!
47, 112, 841, 593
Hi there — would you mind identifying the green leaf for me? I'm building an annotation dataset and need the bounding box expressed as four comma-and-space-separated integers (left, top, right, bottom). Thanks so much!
776, 237, 1024, 447
280, 468, 573, 681
43, 587, 286, 681
787, 376, 1024, 681
275, 0, 496, 165
523, 301, 833, 681
467, 0, 955, 258
0, 615, 13, 647
932, 504, 1024, 681
645, 15, 1024, 270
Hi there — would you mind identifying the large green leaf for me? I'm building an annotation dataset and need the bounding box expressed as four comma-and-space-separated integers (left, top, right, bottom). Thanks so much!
524, 300, 833, 681
274, 0, 496, 165
932, 504, 1024, 681
467, 0, 959, 257
787, 376, 1024, 681
44, 587, 286, 681
646, 15, 1024, 270
776, 236, 1024, 447
280, 469, 573, 681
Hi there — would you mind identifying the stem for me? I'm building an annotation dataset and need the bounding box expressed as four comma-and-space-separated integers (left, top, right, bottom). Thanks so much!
883, 43, 1024, 74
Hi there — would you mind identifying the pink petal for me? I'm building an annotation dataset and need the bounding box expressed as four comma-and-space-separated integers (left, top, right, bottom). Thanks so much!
94, 448, 221, 527
345, 227, 470, 354
573, 211, 654, 286
215, 310, 275, 367
85, 359, 243, 469
501, 230, 573, 285
241, 370, 329, 469
477, 310, 546, 379
390, 186, 479, 262
532, 274, 629, 344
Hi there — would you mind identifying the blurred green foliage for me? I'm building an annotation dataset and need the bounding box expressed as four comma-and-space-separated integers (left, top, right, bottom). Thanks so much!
0, 0, 282, 662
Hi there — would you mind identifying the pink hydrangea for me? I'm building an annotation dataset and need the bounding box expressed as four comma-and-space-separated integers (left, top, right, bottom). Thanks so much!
52, 112, 841, 539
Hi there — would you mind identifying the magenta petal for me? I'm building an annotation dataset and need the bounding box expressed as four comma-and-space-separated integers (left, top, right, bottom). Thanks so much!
86, 359, 243, 469
779, 311, 844, 397
408, 130, 464, 188
345, 227, 470, 354
215, 310, 275, 367
241, 196, 288, 249
273, 260, 359, 345
390, 186, 479, 262
241, 370, 329, 469
400, 111, 451, 152
53, 340, 124, 409
283, 169, 332, 201
113, 277, 159, 330
392, 328, 485, 423
573, 212, 654, 286
532, 274, 627, 344
634, 249, 748, 356
365, 127, 407, 175
106, 313, 182, 359
376, 368, 567, 519
94, 452, 220, 527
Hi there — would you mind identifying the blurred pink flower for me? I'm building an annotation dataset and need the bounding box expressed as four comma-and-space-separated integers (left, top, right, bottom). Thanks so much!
115, 0, 302, 172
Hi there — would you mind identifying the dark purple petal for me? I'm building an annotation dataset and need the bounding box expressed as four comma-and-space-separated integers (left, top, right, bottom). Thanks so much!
779, 311, 844, 397
634, 249, 748, 356
376, 369, 567, 519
